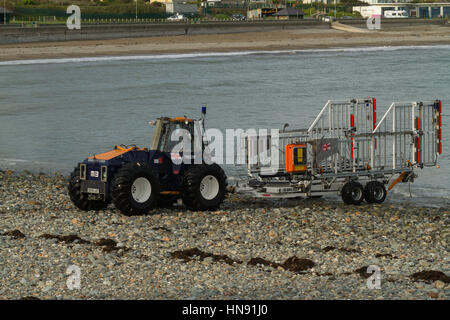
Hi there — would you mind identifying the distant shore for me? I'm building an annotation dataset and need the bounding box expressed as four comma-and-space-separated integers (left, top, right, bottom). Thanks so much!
0, 25, 449, 62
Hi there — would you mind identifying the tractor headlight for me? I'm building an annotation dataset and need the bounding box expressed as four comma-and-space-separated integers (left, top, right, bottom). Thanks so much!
101, 166, 107, 182
80, 164, 86, 180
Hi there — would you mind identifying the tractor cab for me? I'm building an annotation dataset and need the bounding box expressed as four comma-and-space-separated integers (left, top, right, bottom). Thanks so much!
150, 117, 203, 153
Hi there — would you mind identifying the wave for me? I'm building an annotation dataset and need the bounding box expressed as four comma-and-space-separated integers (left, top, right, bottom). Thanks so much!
0, 158, 70, 173
1, 44, 449, 66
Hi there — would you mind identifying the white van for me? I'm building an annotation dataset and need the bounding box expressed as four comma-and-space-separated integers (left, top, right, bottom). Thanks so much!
384, 10, 408, 18
167, 13, 185, 21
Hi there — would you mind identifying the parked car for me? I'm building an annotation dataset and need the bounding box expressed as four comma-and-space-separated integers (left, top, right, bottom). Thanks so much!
232, 14, 246, 21
167, 13, 185, 21
384, 10, 408, 18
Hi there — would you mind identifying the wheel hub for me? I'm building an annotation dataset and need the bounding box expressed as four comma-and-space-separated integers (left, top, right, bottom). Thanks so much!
373, 186, 384, 200
352, 188, 362, 200
131, 177, 152, 203
199, 175, 220, 200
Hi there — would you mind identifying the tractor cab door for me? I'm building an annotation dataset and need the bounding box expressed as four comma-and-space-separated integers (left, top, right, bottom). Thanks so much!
151, 118, 199, 154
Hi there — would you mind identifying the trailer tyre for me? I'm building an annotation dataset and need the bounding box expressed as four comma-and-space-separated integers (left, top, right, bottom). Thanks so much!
341, 181, 364, 205
182, 164, 227, 211
364, 181, 387, 204
68, 166, 109, 211
111, 162, 160, 216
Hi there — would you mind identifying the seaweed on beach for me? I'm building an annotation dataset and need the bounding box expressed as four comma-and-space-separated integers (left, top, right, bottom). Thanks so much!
94, 238, 129, 253
248, 256, 315, 273
375, 253, 395, 258
248, 257, 278, 268
322, 246, 337, 252
170, 248, 242, 265
152, 226, 171, 233
39, 234, 129, 253
95, 238, 119, 252
2, 230, 26, 239
354, 266, 372, 279
39, 233, 90, 244
410, 270, 449, 283
282, 257, 315, 273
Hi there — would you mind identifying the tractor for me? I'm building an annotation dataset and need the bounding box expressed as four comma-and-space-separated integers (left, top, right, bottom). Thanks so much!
68, 108, 227, 216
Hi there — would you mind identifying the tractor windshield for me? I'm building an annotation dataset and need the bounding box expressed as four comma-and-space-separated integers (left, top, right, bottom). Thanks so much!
157, 120, 196, 153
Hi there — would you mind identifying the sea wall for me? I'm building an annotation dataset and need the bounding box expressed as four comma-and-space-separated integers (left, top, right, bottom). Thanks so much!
0, 19, 446, 44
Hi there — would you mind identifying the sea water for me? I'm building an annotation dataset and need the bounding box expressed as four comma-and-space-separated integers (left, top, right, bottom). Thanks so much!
1, 45, 449, 206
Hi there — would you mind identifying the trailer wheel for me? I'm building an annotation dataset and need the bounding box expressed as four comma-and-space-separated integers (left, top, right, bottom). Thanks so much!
364, 181, 387, 204
341, 181, 364, 205
68, 166, 109, 211
182, 164, 227, 211
111, 162, 160, 216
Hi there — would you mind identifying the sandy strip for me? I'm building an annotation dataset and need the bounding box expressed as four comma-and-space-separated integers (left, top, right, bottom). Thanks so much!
0, 25, 449, 61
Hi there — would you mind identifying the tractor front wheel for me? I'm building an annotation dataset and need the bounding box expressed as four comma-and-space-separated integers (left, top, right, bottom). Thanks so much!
111, 162, 160, 216
68, 166, 109, 211
182, 164, 227, 211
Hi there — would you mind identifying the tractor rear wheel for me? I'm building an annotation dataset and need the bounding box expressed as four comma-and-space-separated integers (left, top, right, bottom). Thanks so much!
341, 181, 364, 205
68, 166, 109, 211
364, 181, 387, 204
182, 164, 227, 211
111, 162, 160, 216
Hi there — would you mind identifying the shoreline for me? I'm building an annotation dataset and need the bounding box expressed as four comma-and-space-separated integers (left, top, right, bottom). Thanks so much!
1, 43, 450, 65
1, 25, 449, 62
0, 168, 448, 210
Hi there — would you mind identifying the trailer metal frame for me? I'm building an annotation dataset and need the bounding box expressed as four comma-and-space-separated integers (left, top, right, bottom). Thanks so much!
239, 98, 442, 202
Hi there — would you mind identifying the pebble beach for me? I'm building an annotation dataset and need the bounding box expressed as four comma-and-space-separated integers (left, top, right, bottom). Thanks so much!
0, 170, 448, 300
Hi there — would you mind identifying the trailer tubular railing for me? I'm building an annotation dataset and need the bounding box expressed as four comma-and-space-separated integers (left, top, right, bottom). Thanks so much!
243, 99, 442, 185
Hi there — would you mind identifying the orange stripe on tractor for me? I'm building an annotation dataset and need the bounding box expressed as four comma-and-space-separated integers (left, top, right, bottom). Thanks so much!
168, 117, 193, 123
160, 191, 180, 195
88, 146, 146, 161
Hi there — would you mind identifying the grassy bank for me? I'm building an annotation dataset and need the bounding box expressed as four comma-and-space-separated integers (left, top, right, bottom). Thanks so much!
4, 0, 366, 23
9, 3, 169, 22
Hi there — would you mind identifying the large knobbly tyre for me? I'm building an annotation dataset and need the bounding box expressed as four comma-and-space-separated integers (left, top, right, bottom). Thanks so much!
68, 166, 108, 211
341, 181, 364, 205
182, 164, 227, 211
111, 162, 160, 216
364, 181, 387, 204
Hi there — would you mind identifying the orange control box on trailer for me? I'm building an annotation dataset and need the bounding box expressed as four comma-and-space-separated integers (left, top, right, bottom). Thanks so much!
285, 144, 307, 173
